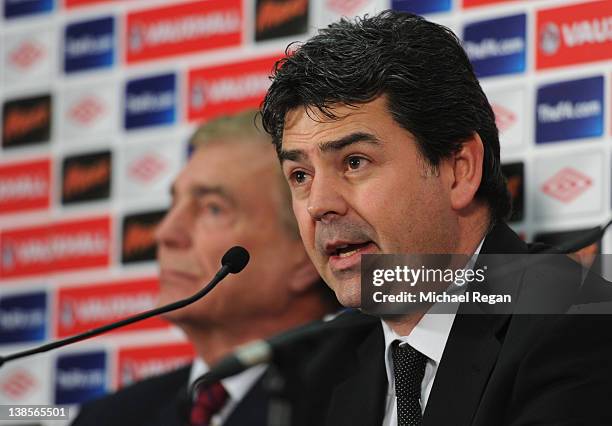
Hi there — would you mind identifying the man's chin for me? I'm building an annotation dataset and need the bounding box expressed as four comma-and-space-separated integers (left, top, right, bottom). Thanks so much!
332, 282, 363, 308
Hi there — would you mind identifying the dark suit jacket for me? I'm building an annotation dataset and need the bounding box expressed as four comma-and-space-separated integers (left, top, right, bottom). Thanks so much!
72, 363, 278, 426
285, 222, 612, 426
72, 223, 612, 426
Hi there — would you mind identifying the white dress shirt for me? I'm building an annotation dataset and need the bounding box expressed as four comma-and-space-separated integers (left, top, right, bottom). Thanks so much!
381, 238, 485, 426
189, 358, 267, 426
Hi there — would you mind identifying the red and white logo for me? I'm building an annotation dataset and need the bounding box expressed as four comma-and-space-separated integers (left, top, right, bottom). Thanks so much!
56, 278, 168, 338
69, 96, 105, 126
188, 54, 282, 122
117, 342, 195, 388
62, 83, 117, 140
3, 30, 54, 85
535, 152, 603, 220
121, 141, 179, 201
1, 216, 111, 279
541, 167, 592, 203
326, 0, 370, 16
0, 158, 51, 215
128, 153, 167, 184
487, 88, 525, 152
119, 140, 179, 200
0, 369, 37, 400
9, 41, 44, 70
492, 103, 516, 133
537, 1, 612, 69
126, 0, 242, 64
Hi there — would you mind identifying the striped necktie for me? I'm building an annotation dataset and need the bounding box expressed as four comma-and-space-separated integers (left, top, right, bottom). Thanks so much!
190, 381, 228, 426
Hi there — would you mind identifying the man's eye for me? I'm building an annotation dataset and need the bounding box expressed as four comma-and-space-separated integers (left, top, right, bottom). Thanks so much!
205, 203, 223, 215
346, 156, 368, 170
197, 200, 224, 217
291, 170, 308, 184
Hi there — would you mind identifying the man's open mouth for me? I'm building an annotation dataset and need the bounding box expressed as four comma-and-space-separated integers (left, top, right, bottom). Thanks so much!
332, 242, 373, 258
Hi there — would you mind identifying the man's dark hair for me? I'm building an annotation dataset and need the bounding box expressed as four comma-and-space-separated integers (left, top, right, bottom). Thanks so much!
261, 10, 511, 222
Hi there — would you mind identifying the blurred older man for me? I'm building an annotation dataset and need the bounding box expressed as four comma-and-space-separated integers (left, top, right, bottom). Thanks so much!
72, 111, 337, 426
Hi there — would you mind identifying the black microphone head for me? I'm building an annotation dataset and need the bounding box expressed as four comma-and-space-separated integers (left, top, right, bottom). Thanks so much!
222, 246, 250, 273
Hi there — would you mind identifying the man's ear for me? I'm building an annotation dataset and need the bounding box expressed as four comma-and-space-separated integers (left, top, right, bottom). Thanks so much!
448, 132, 484, 211
288, 250, 322, 294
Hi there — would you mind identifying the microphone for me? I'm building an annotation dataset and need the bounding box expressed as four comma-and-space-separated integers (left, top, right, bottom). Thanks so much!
192, 310, 376, 390
530, 217, 612, 254
0, 246, 250, 369
222, 246, 250, 273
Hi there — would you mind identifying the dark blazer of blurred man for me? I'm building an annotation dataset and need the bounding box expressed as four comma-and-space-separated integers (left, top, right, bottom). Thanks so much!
260, 10, 612, 426
72, 111, 339, 426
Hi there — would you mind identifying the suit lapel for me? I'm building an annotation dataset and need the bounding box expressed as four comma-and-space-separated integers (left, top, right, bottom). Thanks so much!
424, 222, 527, 426
224, 372, 270, 426
326, 323, 387, 426
423, 305, 506, 426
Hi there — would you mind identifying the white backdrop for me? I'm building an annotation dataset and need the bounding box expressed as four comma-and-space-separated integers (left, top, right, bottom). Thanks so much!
1, 0, 611, 424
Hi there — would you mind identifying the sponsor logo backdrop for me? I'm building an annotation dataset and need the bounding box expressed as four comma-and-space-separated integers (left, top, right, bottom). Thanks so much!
1, 0, 611, 423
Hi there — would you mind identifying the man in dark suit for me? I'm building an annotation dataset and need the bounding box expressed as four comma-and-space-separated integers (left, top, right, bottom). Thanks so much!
260, 10, 612, 425
72, 111, 338, 426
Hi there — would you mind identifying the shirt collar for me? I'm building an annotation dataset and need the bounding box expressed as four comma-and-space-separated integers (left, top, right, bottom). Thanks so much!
189, 357, 266, 403
381, 305, 457, 376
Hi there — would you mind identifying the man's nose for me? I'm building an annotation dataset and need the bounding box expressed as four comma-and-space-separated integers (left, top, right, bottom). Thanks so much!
306, 173, 348, 223
154, 201, 191, 249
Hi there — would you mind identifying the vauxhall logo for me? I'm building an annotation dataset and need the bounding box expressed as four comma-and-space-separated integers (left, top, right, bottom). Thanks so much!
540, 16, 612, 55
540, 23, 561, 55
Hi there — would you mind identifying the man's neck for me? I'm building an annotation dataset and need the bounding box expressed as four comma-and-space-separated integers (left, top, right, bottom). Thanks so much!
382, 211, 490, 337
180, 302, 329, 365
382, 312, 427, 336
182, 319, 291, 365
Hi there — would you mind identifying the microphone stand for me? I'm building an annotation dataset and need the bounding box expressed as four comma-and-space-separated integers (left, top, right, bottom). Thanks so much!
264, 365, 291, 426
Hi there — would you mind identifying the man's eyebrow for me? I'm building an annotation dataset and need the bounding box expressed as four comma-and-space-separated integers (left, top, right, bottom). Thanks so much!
319, 132, 381, 152
190, 184, 235, 204
278, 149, 305, 164
169, 183, 235, 205
278, 132, 381, 164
